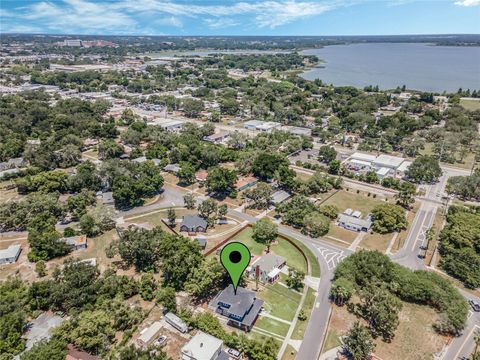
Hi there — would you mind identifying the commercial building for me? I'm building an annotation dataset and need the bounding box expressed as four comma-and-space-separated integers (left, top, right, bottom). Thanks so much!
209, 285, 263, 332
159, 120, 184, 132
281, 126, 312, 137
0, 244, 21, 265
346, 152, 410, 178
338, 209, 372, 232
181, 331, 228, 360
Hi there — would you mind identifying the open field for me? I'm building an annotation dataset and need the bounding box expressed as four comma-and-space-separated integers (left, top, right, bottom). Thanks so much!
322, 302, 450, 360
361, 232, 394, 252
253, 317, 290, 338
281, 345, 297, 360
460, 98, 480, 111
327, 224, 358, 244
322, 189, 385, 216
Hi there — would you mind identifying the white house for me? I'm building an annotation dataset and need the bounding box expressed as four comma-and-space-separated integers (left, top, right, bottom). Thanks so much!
248, 253, 286, 283
137, 321, 163, 348
0, 245, 21, 265
181, 331, 226, 360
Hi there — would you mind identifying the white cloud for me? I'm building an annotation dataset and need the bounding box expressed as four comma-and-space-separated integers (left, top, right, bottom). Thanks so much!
1, 24, 43, 33
204, 18, 240, 29
454, 0, 480, 5
156, 16, 183, 27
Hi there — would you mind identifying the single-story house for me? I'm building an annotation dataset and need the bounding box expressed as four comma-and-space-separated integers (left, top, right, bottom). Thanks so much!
271, 190, 291, 205
0, 157, 26, 171
195, 170, 208, 182
209, 285, 264, 332
181, 331, 228, 360
180, 215, 208, 233
159, 120, 183, 132
338, 209, 372, 232
100, 192, 115, 206
132, 156, 147, 163
164, 163, 181, 173
62, 235, 87, 250
244, 120, 264, 130
248, 253, 286, 283
66, 344, 100, 360
195, 237, 207, 250
137, 321, 163, 348
235, 176, 258, 191
0, 244, 21, 265
203, 131, 230, 144
165, 312, 188, 333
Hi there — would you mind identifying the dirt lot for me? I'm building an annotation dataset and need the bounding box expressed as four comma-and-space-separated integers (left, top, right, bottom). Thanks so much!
323, 302, 450, 360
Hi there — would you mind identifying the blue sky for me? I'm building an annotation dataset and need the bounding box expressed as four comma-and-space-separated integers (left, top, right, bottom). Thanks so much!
0, 0, 479, 36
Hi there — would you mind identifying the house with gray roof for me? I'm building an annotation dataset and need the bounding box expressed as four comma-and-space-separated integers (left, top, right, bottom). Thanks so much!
248, 253, 286, 283
0, 244, 21, 265
338, 209, 372, 232
209, 285, 263, 332
180, 215, 208, 233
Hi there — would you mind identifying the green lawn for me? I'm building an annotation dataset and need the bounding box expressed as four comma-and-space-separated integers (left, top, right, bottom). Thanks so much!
232, 228, 308, 273
323, 328, 342, 352
291, 287, 316, 340
254, 317, 290, 338
322, 190, 384, 216
460, 98, 480, 111
257, 283, 301, 322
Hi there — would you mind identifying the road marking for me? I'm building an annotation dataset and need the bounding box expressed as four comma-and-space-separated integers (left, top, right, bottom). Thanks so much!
315, 245, 346, 270
452, 325, 480, 360
316, 302, 320, 308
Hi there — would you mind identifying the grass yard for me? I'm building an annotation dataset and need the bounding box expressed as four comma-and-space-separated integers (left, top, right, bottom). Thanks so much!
253, 317, 290, 338
256, 283, 301, 322
361, 232, 394, 252
72, 229, 118, 271
323, 302, 449, 360
322, 190, 384, 217
291, 287, 316, 340
232, 228, 308, 273
327, 225, 358, 244
281, 345, 297, 360
460, 98, 480, 111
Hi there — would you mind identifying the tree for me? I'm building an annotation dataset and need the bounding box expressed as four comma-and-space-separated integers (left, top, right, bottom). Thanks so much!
244, 182, 273, 210
140, 274, 157, 301
116, 228, 163, 272
302, 212, 330, 237
218, 204, 228, 219
20, 339, 67, 360
343, 322, 375, 360
177, 162, 196, 185
285, 267, 305, 291
395, 181, 416, 209
276, 195, 317, 228
167, 208, 176, 228
35, 260, 47, 277
252, 153, 289, 180
181, 98, 204, 118
318, 145, 337, 163
364, 171, 379, 184
183, 193, 196, 209
406, 155, 442, 183
371, 203, 408, 233
115, 345, 169, 360
328, 160, 341, 175
319, 204, 339, 220
79, 207, 115, 237
252, 218, 278, 252
198, 199, 218, 220
330, 278, 355, 306
185, 259, 226, 299
205, 167, 237, 196
98, 139, 123, 160
156, 286, 177, 313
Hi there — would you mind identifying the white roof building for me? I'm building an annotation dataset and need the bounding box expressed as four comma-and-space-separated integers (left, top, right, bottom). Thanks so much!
350, 152, 377, 163
137, 321, 163, 348
397, 160, 412, 174
0, 245, 21, 265
181, 331, 224, 360
373, 154, 405, 170
256, 121, 281, 132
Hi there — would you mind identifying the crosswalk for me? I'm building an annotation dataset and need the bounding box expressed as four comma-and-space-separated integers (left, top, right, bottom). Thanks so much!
315, 245, 347, 270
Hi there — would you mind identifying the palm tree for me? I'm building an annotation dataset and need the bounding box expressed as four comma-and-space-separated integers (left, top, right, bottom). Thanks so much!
474, 329, 480, 358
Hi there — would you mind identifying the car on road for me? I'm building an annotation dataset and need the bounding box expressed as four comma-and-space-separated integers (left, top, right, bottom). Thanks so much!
468, 299, 480, 312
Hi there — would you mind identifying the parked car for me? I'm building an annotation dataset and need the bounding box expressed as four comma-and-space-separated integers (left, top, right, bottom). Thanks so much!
468, 299, 480, 312
153, 335, 167, 347
227, 348, 241, 359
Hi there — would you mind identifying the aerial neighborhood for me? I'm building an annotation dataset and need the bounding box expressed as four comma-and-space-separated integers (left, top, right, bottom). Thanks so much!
0, 32, 479, 360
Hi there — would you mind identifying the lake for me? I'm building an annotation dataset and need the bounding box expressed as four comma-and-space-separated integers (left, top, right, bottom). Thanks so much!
301, 43, 480, 92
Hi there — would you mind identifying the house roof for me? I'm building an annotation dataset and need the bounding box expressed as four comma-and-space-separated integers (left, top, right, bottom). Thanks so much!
350, 152, 377, 163
235, 176, 257, 189
271, 190, 291, 204
204, 131, 230, 142
164, 163, 181, 172
181, 331, 223, 360
0, 244, 21, 260
373, 154, 405, 169
251, 253, 286, 274
211, 285, 264, 326
138, 321, 162, 344
62, 235, 87, 247
195, 170, 208, 181
338, 214, 372, 229
66, 344, 100, 360
181, 215, 208, 230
